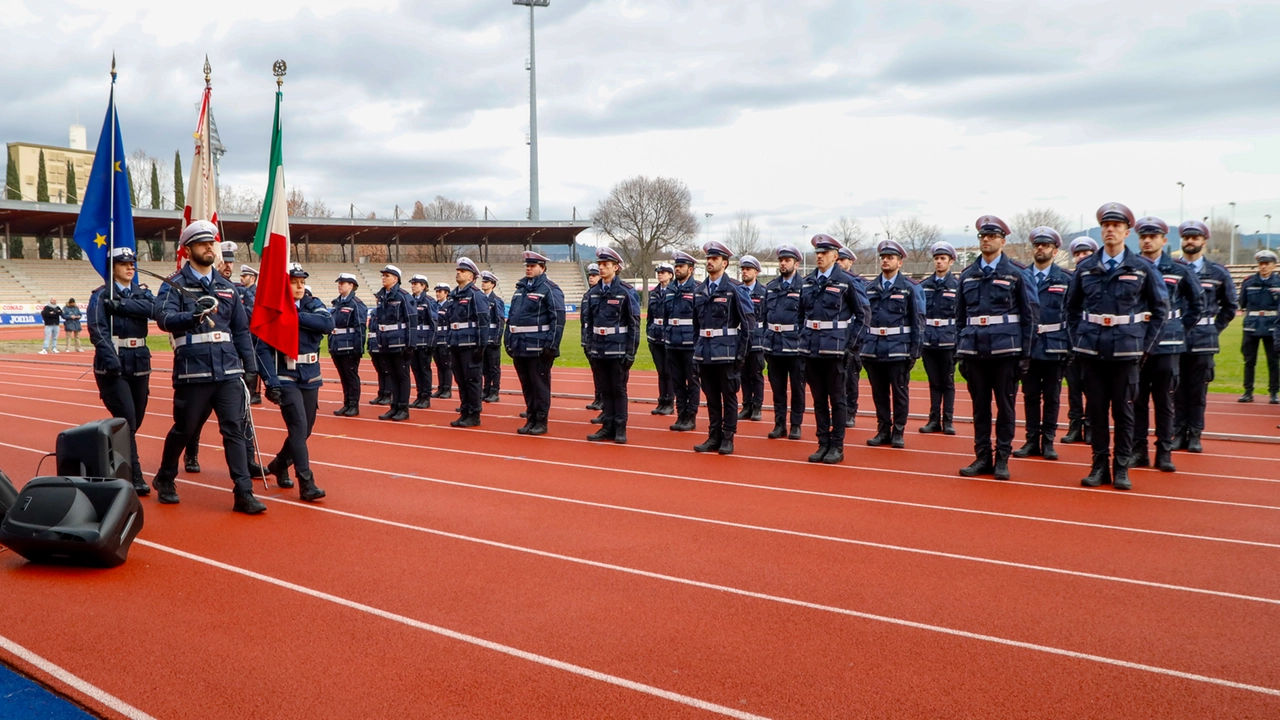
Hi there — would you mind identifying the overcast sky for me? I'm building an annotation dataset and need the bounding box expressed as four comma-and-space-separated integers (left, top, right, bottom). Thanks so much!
4, 0, 1279, 246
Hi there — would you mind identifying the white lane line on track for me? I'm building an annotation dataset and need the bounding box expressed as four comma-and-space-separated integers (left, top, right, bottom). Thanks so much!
0, 633, 158, 720
149, 481, 1280, 700
131, 539, 770, 720
4, 406, 1280, 550
3, 435, 1275, 607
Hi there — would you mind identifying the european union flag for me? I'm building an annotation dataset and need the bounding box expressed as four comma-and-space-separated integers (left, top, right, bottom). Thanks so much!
72, 85, 135, 282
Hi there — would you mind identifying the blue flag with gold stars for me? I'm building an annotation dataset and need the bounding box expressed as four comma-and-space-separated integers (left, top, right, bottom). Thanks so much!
72, 86, 135, 282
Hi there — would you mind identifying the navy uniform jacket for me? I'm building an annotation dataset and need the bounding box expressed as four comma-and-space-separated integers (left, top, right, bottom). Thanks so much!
504, 273, 566, 357
799, 266, 870, 359
692, 275, 755, 364
583, 277, 641, 359
861, 273, 925, 360
646, 283, 669, 345
742, 281, 767, 352
444, 282, 490, 348
1181, 258, 1237, 354
329, 292, 368, 356
663, 276, 698, 348
1240, 272, 1280, 337
1148, 255, 1203, 355
240, 283, 257, 320
156, 265, 258, 384
434, 297, 451, 349
87, 282, 155, 377
257, 295, 334, 389
371, 283, 418, 352
920, 273, 960, 349
762, 272, 805, 356
485, 293, 506, 347
1024, 264, 1073, 361
1066, 251, 1168, 360
956, 254, 1039, 358
413, 291, 439, 348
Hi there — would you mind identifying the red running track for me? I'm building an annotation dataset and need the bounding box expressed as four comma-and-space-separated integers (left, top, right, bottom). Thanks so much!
0, 352, 1277, 718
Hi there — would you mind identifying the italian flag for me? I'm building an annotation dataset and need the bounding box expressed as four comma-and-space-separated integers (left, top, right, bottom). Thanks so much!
249, 87, 298, 358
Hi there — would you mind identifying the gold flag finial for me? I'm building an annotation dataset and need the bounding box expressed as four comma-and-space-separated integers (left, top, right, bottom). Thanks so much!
273, 59, 287, 89
204, 55, 212, 86
110, 52, 117, 83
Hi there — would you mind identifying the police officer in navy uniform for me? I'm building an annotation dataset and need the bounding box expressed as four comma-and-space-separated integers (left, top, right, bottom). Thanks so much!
238, 264, 262, 405
87, 246, 155, 496
1013, 228, 1073, 461
1131, 217, 1203, 472
1238, 249, 1280, 404
505, 251, 566, 435
762, 244, 806, 440
480, 270, 506, 403
583, 263, 603, 413
1061, 237, 1099, 445
956, 215, 1039, 481
446, 257, 491, 427
862, 239, 924, 449
366, 305, 390, 406
691, 241, 756, 455
584, 247, 640, 443
1066, 203, 1168, 490
918, 241, 960, 435
647, 262, 676, 416
737, 254, 767, 423
432, 282, 453, 399
371, 264, 418, 421
408, 274, 437, 409
151, 220, 266, 514
256, 263, 331, 501
836, 246, 865, 427
1173, 220, 1237, 453
801, 234, 871, 464
665, 251, 701, 432
328, 272, 367, 416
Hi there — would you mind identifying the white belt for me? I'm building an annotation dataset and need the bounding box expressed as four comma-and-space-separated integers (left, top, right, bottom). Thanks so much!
867, 326, 908, 336
1086, 312, 1150, 327
509, 324, 552, 334
1248, 310, 1278, 317
332, 328, 356, 335
379, 323, 406, 332
1168, 310, 1182, 320
653, 318, 665, 325
969, 314, 1018, 326
450, 322, 476, 330
593, 327, 628, 336
925, 318, 954, 327
1196, 317, 1214, 326
489, 323, 499, 329
768, 323, 796, 332
114, 338, 146, 349
667, 318, 694, 326
285, 353, 319, 369
699, 328, 739, 337
806, 320, 850, 330
1037, 323, 1063, 333
172, 331, 231, 347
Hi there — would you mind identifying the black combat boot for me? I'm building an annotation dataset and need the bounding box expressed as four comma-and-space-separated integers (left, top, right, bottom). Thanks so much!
437, 388, 452, 400
184, 450, 201, 474
1113, 463, 1132, 491
845, 415, 857, 428
1083, 421, 1092, 445
613, 423, 628, 445
918, 412, 942, 434
866, 424, 891, 447
767, 419, 786, 439
152, 471, 180, 504
517, 416, 535, 434
959, 454, 994, 477
749, 405, 761, 422
808, 443, 829, 463
1187, 431, 1203, 453
334, 403, 350, 416
247, 460, 267, 479
410, 394, 430, 409
1081, 455, 1111, 487
369, 392, 391, 406
1061, 419, 1083, 444
717, 433, 734, 455
296, 470, 326, 502
378, 405, 397, 420
1271, 392, 1279, 405
343, 404, 360, 417
942, 413, 956, 435
993, 453, 1011, 481
670, 414, 695, 432
737, 405, 751, 420
268, 457, 294, 489
232, 491, 267, 514
1130, 445, 1150, 467
1238, 392, 1254, 403
788, 425, 802, 440
391, 404, 411, 421
587, 422, 616, 442
693, 433, 722, 453
1154, 444, 1176, 472
1012, 436, 1041, 458
1169, 429, 1187, 451
131, 469, 150, 497
1041, 437, 1058, 460
890, 424, 906, 449
527, 416, 549, 435
822, 444, 843, 464
586, 398, 602, 411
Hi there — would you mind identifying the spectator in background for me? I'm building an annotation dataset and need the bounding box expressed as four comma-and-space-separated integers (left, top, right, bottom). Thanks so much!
62, 298, 84, 352
39, 297, 62, 354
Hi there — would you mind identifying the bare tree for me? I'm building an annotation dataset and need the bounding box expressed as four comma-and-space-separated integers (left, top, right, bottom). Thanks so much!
217, 185, 264, 215
592, 175, 699, 297
1009, 208, 1074, 263
827, 215, 870, 253
895, 216, 943, 261
410, 195, 479, 262
725, 211, 769, 259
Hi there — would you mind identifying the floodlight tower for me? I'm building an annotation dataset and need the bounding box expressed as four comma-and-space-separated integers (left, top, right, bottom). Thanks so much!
514, 0, 549, 221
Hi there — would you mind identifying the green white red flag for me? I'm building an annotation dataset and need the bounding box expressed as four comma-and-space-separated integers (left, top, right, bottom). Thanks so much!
249, 86, 298, 358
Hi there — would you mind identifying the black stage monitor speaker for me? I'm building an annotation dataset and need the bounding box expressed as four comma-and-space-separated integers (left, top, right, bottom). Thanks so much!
0, 477, 144, 567
0, 470, 18, 520
56, 418, 131, 482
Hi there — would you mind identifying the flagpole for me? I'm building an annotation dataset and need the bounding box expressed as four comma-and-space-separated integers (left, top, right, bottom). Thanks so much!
206, 56, 229, 252
108, 54, 117, 336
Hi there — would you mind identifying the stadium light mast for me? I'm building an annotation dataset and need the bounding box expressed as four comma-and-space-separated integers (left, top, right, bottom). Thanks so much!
514, 0, 549, 221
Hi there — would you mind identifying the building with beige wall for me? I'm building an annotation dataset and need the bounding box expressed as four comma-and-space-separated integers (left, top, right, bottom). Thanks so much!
5, 126, 94, 203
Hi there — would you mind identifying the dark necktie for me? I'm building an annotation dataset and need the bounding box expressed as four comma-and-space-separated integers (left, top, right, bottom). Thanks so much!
1107, 259, 1118, 272
982, 265, 993, 278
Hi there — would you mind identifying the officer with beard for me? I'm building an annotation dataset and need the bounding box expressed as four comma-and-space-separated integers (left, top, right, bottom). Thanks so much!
1013, 228, 1072, 461
665, 252, 701, 432
918, 242, 960, 435
1172, 220, 1237, 452
647, 262, 676, 416
763, 244, 807, 440
861, 240, 924, 449
692, 241, 755, 455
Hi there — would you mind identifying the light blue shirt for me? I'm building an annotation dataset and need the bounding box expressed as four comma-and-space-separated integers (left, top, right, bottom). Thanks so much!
979, 254, 1003, 271
817, 266, 832, 280
1102, 247, 1126, 267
